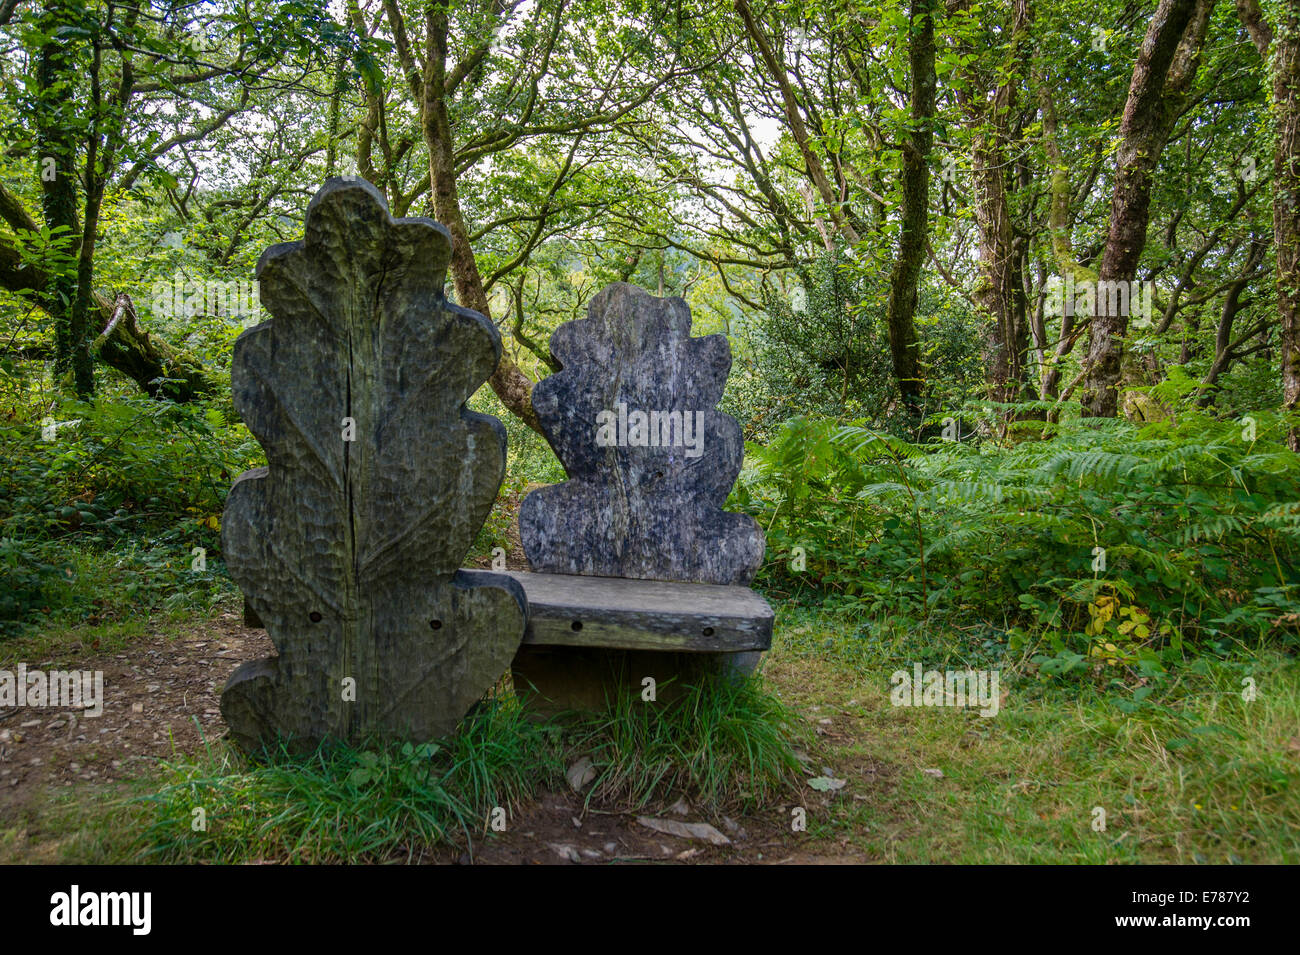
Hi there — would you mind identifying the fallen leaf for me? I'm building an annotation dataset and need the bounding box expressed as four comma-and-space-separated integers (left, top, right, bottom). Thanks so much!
566, 756, 597, 792
636, 816, 731, 846
808, 776, 847, 791
547, 843, 581, 862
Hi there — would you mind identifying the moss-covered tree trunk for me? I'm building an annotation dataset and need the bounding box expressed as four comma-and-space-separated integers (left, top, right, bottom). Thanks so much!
35, 0, 88, 394
958, 0, 1032, 406
1273, 3, 1300, 449
883, 0, 936, 415
1081, 0, 1211, 417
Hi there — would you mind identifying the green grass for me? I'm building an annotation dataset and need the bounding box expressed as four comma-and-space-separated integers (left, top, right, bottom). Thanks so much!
0, 609, 194, 666
0, 537, 239, 643
38, 672, 804, 864
133, 696, 564, 863
564, 671, 807, 812
7, 602, 1295, 864
769, 606, 1300, 863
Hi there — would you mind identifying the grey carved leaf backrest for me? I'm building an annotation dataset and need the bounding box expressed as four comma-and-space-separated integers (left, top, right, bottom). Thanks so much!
220, 178, 524, 751
520, 282, 764, 586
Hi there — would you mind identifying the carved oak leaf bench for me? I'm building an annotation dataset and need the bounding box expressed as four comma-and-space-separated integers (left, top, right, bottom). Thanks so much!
223, 179, 771, 750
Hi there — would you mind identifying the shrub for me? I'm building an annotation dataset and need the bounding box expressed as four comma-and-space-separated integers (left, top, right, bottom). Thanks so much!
735, 399, 1300, 681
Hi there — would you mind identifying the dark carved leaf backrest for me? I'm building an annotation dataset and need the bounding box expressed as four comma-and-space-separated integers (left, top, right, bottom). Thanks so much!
520, 282, 764, 586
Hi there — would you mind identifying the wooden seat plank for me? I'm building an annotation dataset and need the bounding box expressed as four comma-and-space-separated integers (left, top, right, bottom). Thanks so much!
475, 570, 773, 654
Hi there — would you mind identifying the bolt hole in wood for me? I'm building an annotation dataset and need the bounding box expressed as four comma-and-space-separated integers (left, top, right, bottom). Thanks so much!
430, 619, 443, 630
309, 612, 322, 623
702, 627, 714, 636
571, 620, 583, 631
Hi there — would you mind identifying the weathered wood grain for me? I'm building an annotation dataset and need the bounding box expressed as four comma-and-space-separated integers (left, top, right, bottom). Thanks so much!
220, 177, 525, 752
520, 282, 765, 586
495, 570, 772, 652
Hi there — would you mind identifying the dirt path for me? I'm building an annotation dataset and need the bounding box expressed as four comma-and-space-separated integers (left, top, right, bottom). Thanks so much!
0, 613, 874, 864
458, 791, 864, 864
0, 616, 272, 819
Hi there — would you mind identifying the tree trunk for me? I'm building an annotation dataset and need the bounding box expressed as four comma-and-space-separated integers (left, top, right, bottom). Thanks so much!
1081, 0, 1212, 417
1274, 2, 1300, 449
883, 0, 935, 414
421, 4, 540, 434
959, 0, 1032, 405
1035, 63, 1094, 404
734, 0, 866, 244
68, 18, 110, 400
92, 292, 221, 400
36, 0, 82, 386
1234, 0, 1300, 448
325, 52, 346, 179
0, 231, 221, 400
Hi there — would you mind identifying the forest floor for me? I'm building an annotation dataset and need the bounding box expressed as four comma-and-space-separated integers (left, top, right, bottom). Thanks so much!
0, 612, 875, 864
1, 604, 1297, 863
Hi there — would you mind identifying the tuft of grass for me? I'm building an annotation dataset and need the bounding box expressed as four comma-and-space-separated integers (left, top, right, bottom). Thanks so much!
134, 697, 564, 864
565, 671, 807, 813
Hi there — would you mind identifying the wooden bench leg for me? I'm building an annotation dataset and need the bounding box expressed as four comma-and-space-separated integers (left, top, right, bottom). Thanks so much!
511, 646, 761, 715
